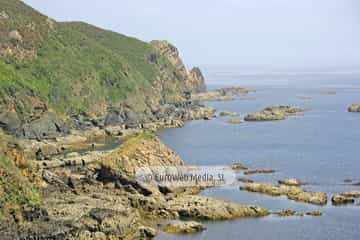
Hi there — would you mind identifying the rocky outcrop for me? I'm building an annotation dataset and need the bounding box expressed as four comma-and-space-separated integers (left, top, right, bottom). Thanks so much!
100, 132, 185, 176
150, 40, 207, 94
244, 105, 305, 121
167, 194, 270, 220
275, 209, 322, 217
150, 40, 187, 80
240, 183, 328, 205
278, 178, 304, 186
162, 221, 206, 234
187, 67, 207, 93
348, 104, 360, 112
332, 191, 360, 205
192, 87, 251, 102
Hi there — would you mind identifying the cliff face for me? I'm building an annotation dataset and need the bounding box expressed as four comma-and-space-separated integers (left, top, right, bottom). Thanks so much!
187, 67, 207, 93
150, 40, 207, 93
0, 0, 207, 139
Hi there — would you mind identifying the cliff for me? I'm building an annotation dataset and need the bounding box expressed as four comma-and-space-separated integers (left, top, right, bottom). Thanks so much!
150, 40, 207, 93
0, 0, 207, 139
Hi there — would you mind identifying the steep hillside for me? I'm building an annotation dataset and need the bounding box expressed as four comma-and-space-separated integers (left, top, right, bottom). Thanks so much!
0, 0, 206, 139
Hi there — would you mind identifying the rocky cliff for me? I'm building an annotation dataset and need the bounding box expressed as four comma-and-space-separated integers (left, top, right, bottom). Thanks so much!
150, 40, 207, 93
0, 0, 207, 140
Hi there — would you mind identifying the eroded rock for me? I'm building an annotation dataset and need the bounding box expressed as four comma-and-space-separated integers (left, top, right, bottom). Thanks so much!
240, 183, 327, 205
167, 194, 270, 220
163, 221, 206, 234
278, 178, 304, 186
245, 105, 305, 121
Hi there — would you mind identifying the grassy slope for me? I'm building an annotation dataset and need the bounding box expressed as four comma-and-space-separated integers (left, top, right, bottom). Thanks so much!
0, 133, 40, 220
0, 0, 184, 117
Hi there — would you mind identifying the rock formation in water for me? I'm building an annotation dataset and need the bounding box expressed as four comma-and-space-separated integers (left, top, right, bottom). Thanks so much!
240, 183, 328, 205
244, 105, 305, 121
348, 104, 360, 112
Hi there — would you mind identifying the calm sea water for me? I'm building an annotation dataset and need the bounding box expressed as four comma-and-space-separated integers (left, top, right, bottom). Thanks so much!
158, 69, 360, 240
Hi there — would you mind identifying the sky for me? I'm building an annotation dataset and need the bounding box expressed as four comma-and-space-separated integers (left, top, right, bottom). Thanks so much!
23, 0, 360, 70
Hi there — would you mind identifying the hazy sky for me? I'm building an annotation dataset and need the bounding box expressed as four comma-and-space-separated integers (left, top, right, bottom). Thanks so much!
23, 0, 360, 69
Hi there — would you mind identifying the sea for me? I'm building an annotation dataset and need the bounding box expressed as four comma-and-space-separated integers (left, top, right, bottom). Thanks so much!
157, 67, 360, 240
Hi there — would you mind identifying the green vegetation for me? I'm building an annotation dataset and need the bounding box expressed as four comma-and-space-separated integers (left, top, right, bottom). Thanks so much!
0, 0, 185, 117
0, 155, 41, 219
0, 132, 40, 220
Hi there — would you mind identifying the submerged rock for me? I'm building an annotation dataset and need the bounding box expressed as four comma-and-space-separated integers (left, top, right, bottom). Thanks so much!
278, 178, 304, 186
276, 209, 297, 217
240, 183, 327, 205
237, 178, 254, 183
244, 105, 305, 121
244, 169, 275, 175
226, 119, 243, 124
348, 104, 360, 112
227, 163, 248, 170
306, 211, 322, 216
219, 111, 240, 117
162, 221, 206, 234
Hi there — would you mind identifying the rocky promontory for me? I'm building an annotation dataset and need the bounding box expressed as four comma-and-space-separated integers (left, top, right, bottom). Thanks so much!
244, 105, 305, 121
192, 87, 252, 102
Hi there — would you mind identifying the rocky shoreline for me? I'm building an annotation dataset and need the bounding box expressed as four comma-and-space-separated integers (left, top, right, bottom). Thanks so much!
0, 130, 271, 240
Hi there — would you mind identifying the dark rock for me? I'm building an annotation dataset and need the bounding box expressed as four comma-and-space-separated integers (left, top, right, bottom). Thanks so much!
18, 113, 69, 140
139, 226, 157, 238
96, 166, 152, 196
158, 185, 173, 195
22, 207, 49, 222
0, 111, 21, 134
104, 110, 124, 126
88, 208, 116, 223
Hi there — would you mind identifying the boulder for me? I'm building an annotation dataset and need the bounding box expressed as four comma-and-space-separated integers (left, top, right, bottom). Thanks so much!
0, 111, 21, 134
348, 104, 360, 112
9, 30, 22, 41
139, 226, 157, 238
